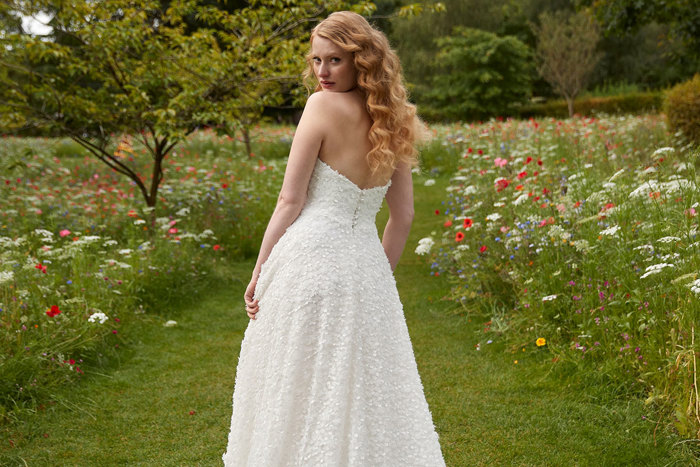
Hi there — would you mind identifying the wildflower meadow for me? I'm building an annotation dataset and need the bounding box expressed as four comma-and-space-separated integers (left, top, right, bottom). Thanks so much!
416, 114, 700, 439
0, 127, 292, 423
1, 114, 699, 449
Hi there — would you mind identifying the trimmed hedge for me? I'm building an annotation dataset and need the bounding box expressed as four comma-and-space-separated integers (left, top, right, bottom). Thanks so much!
517, 91, 664, 119
664, 74, 700, 144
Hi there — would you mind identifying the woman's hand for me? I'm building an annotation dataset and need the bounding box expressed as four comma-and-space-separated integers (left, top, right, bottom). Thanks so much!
244, 276, 259, 320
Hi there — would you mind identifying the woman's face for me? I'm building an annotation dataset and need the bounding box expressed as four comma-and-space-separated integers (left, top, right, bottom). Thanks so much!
311, 36, 357, 92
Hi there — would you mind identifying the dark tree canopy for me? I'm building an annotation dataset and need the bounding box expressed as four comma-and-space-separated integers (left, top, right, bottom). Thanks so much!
0, 0, 368, 208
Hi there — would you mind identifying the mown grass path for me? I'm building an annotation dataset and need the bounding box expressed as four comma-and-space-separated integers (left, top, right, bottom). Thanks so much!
1, 174, 694, 466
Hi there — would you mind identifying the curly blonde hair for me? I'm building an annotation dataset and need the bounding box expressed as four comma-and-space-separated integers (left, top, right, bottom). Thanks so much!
303, 11, 424, 174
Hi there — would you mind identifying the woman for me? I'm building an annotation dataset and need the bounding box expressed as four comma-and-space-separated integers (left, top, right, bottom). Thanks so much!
223, 11, 445, 466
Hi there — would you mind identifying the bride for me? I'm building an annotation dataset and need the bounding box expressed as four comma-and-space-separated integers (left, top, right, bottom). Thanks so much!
223, 11, 446, 466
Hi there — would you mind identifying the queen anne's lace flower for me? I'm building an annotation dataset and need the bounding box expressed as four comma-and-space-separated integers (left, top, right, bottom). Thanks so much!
88, 312, 109, 324
652, 147, 674, 156
600, 225, 620, 236
688, 279, 700, 295
0, 271, 13, 285
415, 237, 435, 255
640, 263, 674, 279
463, 185, 478, 195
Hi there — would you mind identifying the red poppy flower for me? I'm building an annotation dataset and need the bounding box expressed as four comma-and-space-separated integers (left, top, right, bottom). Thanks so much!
525, 156, 533, 164
435, 209, 440, 215
463, 218, 473, 229
537, 159, 543, 166
213, 244, 221, 251
443, 220, 453, 228
46, 305, 61, 317
479, 245, 488, 253
495, 179, 510, 192
455, 232, 465, 242
517, 171, 527, 179
478, 149, 484, 155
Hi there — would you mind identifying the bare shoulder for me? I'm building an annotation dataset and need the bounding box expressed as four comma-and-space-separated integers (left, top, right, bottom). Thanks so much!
303, 91, 366, 123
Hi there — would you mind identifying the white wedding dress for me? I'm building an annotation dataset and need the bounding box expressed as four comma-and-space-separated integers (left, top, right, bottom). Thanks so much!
222, 157, 445, 466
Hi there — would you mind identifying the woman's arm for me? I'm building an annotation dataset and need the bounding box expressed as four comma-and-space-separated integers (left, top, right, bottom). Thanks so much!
244, 93, 330, 319
381, 162, 415, 271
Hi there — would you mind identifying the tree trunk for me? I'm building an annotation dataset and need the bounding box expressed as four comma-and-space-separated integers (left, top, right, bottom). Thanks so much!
242, 127, 252, 157
565, 95, 575, 117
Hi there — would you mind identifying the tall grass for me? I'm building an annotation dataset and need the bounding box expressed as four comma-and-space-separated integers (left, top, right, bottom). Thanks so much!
414, 114, 700, 439
0, 129, 292, 423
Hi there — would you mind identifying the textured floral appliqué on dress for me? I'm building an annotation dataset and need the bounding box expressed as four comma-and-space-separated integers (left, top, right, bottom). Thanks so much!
222, 158, 445, 466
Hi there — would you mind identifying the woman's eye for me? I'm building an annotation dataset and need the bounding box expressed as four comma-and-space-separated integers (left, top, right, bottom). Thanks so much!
330, 57, 340, 63
312, 57, 321, 63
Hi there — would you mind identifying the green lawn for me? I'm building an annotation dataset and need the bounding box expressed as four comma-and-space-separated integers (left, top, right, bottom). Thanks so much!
1, 173, 695, 466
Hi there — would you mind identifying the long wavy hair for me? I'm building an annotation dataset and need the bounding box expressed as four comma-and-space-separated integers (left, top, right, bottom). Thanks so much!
303, 11, 424, 174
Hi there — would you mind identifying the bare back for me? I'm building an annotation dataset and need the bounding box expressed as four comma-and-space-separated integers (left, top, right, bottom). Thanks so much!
316, 90, 394, 189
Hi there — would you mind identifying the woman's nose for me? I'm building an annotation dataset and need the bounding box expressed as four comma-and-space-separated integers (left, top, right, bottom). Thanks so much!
317, 63, 329, 77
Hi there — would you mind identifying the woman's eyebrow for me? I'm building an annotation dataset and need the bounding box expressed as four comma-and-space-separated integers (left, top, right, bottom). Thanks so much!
314, 49, 343, 57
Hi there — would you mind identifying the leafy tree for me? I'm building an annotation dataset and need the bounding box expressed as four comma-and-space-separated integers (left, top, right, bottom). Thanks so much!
0, 0, 371, 210
390, 0, 516, 91
422, 27, 533, 121
578, 0, 700, 59
531, 10, 602, 116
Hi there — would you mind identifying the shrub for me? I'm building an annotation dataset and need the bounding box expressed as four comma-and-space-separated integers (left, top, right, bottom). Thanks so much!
419, 27, 534, 122
518, 92, 664, 118
664, 74, 700, 144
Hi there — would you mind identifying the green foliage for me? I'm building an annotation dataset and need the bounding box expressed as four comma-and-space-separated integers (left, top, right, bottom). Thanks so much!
581, 81, 641, 98
590, 22, 697, 91
519, 91, 664, 118
0, 128, 286, 421
417, 136, 463, 175
580, 0, 700, 59
0, 0, 352, 208
390, 0, 516, 89
532, 10, 602, 116
422, 115, 700, 440
419, 27, 533, 121
664, 74, 700, 145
